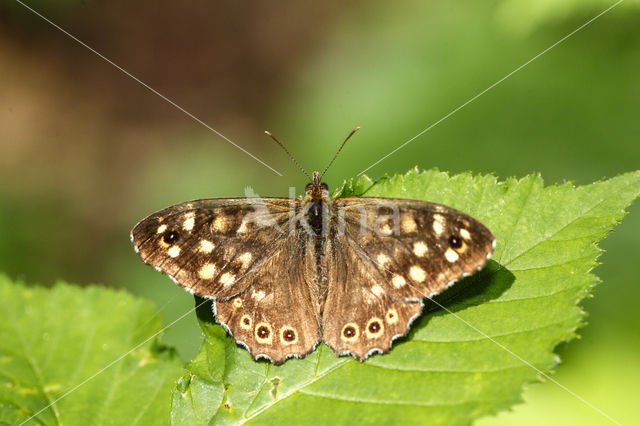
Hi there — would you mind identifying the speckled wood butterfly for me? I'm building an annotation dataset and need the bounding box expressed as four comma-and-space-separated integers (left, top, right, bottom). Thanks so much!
131, 132, 495, 364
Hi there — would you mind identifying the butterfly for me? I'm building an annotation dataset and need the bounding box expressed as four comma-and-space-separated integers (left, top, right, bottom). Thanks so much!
131, 130, 495, 364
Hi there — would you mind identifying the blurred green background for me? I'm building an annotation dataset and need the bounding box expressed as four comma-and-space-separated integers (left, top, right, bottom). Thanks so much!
1, 0, 638, 424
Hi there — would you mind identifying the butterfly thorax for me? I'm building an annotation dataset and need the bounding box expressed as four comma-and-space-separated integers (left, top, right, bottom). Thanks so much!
301, 171, 332, 237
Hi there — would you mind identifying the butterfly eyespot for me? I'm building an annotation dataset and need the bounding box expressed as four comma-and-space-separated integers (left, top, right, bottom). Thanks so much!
385, 309, 398, 324
240, 315, 252, 330
448, 235, 462, 249
163, 231, 180, 244
365, 317, 384, 339
255, 323, 273, 344
280, 327, 298, 344
341, 323, 360, 342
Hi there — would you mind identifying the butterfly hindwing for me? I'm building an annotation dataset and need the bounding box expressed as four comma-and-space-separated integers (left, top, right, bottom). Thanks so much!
215, 236, 321, 363
322, 235, 423, 360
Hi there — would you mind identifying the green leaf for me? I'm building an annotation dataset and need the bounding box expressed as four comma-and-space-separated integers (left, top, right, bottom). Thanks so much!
170, 301, 226, 426
0, 276, 184, 425
174, 168, 640, 425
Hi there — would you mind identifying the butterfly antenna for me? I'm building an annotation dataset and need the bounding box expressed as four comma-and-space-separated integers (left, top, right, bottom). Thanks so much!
264, 130, 312, 181
319, 126, 360, 180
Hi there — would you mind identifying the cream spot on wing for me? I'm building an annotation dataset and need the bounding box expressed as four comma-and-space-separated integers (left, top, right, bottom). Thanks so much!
198, 263, 216, 280
379, 222, 393, 236
183, 213, 195, 231
219, 272, 235, 287
364, 292, 375, 304
371, 285, 384, 297
386, 308, 399, 324
409, 265, 427, 282
212, 215, 228, 232
392, 275, 406, 288
167, 245, 181, 258
237, 252, 253, 267
157, 224, 167, 234
251, 290, 265, 301
236, 220, 248, 234
199, 240, 215, 253
413, 241, 428, 257
432, 214, 445, 235
233, 298, 242, 308
445, 248, 460, 263
376, 253, 391, 267
401, 216, 417, 233
460, 228, 471, 240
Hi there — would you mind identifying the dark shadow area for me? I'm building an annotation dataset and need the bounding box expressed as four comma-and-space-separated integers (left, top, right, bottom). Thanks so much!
194, 295, 216, 324
402, 260, 515, 341
427, 259, 515, 312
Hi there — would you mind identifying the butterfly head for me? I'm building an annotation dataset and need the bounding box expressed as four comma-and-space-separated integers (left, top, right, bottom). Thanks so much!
304, 171, 330, 201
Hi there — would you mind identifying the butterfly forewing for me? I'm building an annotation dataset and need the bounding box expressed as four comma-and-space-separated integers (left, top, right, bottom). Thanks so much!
335, 198, 495, 301
131, 198, 293, 299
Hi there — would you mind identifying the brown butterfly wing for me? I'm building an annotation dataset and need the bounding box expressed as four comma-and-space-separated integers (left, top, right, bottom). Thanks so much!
132, 197, 321, 363
321, 234, 423, 360
321, 197, 495, 359
215, 236, 321, 364
131, 198, 292, 299
334, 198, 495, 300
